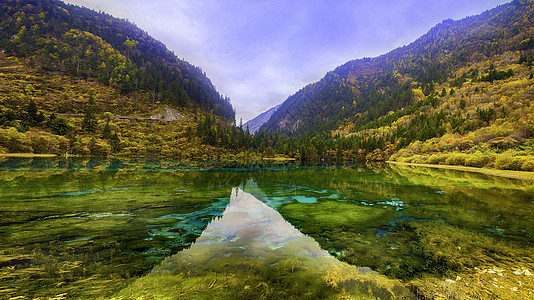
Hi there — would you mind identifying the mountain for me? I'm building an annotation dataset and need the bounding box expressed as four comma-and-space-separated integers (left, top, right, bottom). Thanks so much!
261, 1, 533, 137
0, 0, 252, 158
0, 0, 234, 123
252, 0, 534, 169
243, 104, 280, 134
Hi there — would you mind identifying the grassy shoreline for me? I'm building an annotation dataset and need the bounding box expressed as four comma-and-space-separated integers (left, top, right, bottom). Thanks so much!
388, 160, 534, 181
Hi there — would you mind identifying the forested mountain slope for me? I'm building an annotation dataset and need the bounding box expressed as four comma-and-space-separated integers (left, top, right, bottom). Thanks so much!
0, 0, 252, 158
264, 1, 533, 137
256, 0, 534, 169
0, 0, 234, 122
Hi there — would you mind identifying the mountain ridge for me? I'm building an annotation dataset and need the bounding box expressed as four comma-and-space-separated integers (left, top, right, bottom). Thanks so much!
260, 1, 530, 136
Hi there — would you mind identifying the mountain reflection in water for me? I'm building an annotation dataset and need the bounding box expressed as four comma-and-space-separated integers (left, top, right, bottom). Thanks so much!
118, 181, 413, 299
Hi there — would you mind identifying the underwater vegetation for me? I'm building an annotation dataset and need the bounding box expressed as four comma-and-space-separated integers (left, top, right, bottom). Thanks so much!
116, 188, 414, 299
0, 160, 240, 298
276, 165, 534, 299
0, 159, 533, 299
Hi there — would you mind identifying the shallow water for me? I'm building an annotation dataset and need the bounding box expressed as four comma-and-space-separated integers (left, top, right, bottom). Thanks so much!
1, 158, 533, 298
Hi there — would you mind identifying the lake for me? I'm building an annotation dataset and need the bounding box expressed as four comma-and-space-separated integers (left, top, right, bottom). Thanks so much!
1, 158, 533, 299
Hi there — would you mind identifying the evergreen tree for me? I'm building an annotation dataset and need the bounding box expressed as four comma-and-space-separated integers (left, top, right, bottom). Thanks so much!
25, 100, 39, 125
102, 122, 112, 139
110, 132, 121, 153
46, 113, 70, 135
82, 95, 97, 133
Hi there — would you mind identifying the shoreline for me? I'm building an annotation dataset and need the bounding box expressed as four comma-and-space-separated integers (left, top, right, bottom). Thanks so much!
0, 153, 57, 158
262, 157, 296, 161
388, 161, 534, 181
2, 154, 533, 181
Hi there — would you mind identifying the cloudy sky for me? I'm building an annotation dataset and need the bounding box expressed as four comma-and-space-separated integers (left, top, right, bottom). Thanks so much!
64, 0, 509, 122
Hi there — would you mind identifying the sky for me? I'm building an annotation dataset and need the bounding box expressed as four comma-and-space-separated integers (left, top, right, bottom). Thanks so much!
63, 0, 509, 122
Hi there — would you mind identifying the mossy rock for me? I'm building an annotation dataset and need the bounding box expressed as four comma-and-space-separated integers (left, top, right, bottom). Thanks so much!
280, 200, 395, 229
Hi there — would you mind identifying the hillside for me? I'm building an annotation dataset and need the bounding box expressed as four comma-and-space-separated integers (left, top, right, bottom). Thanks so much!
255, 0, 534, 169
0, 0, 234, 122
0, 0, 252, 158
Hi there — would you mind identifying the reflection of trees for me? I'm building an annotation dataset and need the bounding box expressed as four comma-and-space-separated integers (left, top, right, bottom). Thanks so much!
246, 165, 534, 246
390, 164, 534, 191
0, 159, 257, 297
390, 164, 534, 233
0, 159, 255, 228
3, 159, 533, 237
251, 166, 425, 202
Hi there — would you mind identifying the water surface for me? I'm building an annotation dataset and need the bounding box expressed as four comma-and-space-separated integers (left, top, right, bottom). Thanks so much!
0, 158, 533, 298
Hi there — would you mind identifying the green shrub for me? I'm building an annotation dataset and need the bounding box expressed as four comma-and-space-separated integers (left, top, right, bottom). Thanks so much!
445, 153, 468, 165
396, 148, 413, 158
0, 127, 33, 153
71, 141, 90, 156
28, 133, 59, 154
464, 152, 492, 168
421, 140, 439, 154
521, 159, 534, 172
494, 155, 522, 170
427, 153, 444, 165
396, 157, 409, 163
411, 155, 425, 164
90, 140, 111, 157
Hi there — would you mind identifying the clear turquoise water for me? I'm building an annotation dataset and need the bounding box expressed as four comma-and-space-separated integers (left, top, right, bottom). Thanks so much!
1, 158, 533, 298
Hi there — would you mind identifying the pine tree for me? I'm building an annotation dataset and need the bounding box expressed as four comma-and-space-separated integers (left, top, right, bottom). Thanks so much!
25, 100, 38, 125
102, 122, 112, 139
82, 95, 97, 133
110, 132, 121, 153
